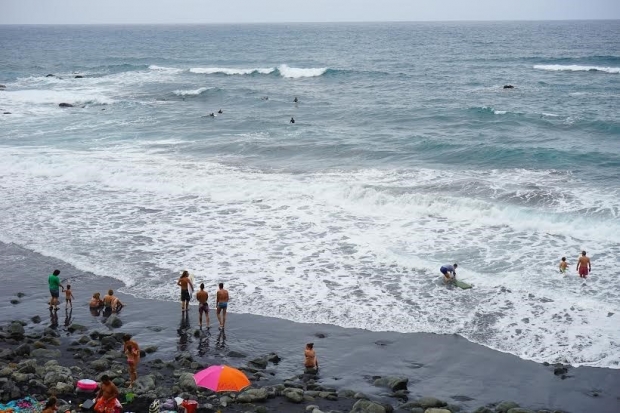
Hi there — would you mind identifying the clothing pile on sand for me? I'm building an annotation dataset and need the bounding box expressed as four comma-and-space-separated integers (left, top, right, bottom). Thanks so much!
0, 397, 42, 413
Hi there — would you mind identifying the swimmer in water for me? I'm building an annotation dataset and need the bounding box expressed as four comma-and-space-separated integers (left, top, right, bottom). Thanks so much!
559, 257, 568, 274
290, 117, 295, 124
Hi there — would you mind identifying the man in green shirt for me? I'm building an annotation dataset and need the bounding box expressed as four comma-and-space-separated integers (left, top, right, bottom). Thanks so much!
48, 269, 63, 310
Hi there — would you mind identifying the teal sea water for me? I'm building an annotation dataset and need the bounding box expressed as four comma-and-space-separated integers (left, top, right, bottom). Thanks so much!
1, 21, 619, 368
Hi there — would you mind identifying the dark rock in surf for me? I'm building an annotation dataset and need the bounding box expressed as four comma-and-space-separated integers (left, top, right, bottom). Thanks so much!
503, 85, 515, 89
74, 75, 84, 78
46, 74, 55, 77
0, 84, 6, 89
373, 376, 408, 392
3, 112, 11, 115
58, 103, 74, 108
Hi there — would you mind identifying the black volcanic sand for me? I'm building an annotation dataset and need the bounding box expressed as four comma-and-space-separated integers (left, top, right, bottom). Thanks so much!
1, 241, 619, 413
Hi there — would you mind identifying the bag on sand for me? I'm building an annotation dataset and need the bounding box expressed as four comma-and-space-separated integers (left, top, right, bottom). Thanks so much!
81, 398, 95, 410
162, 399, 177, 410
149, 399, 161, 413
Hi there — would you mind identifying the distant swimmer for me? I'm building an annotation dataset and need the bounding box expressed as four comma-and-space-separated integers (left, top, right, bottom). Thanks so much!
440, 263, 458, 284
576, 251, 591, 279
293, 97, 298, 103
261, 96, 269, 101
209, 112, 215, 117
290, 117, 295, 124
218, 109, 223, 114
559, 257, 568, 274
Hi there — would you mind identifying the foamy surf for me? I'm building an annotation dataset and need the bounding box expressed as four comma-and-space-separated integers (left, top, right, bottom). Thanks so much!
173, 87, 210, 96
534, 64, 620, 74
0, 147, 618, 369
189, 67, 275, 75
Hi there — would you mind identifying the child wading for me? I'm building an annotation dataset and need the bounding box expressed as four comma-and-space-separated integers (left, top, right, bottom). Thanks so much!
65, 284, 75, 308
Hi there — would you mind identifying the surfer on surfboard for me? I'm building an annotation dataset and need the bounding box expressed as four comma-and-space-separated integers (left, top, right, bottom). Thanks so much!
440, 263, 458, 284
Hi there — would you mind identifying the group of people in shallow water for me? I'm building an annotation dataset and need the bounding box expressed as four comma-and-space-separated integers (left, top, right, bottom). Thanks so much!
177, 270, 229, 330
559, 250, 592, 278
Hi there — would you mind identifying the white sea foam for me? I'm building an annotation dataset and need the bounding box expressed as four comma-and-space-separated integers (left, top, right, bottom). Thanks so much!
0, 147, 619, 368
148, 65, 184, 74
173, 87, 210, 96
277, 64, 327, 78
189, 67, 275, 75
534, 64, 620, 74
494, 110, 507, 115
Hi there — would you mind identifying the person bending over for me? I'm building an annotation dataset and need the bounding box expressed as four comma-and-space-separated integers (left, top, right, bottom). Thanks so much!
440, 263, 458, 283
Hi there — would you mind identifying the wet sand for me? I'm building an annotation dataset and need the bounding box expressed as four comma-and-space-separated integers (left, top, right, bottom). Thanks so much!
1, 241, 619, 412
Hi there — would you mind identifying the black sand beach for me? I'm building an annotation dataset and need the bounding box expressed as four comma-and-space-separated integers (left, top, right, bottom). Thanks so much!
1, 241, 619, 412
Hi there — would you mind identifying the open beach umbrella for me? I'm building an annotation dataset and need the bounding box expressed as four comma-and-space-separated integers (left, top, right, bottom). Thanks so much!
193, 365, 251, 392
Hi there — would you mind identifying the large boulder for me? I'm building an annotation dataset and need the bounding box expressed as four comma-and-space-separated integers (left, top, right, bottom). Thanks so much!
15, 343, 31, 357
8, 321, 25, 339
1, 380, 21, 402
237, 388, 269, 403
44, 366, 73, 386
349, 399, 386, 413
67, 323, 88, 333
32, 349, 61, 359
496, 401, 519, 413
100, 336, 119, 349
178, 372, 198, 392
249, 356, 269, 369
411, 397, 447, 409
58, 103, 74, 108
373, 376, 408, 392
134, 374, 156, 392
283, 388, 304, 403
90, 359, 110, 372
105, 315, 123, 328
0, 349, 15, 360
55, 382, 74, 394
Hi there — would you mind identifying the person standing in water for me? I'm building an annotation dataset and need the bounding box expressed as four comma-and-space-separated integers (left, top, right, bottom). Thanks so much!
304, 343, 319, 372
48, 269, 63, 311
216, 282, 229, 330
177, 271, 194, 312
65, 284, 75, 308
576, 251, 591, 279
196, 283, 210, 328
440, 263, 458, 283
559, 257, 568, 274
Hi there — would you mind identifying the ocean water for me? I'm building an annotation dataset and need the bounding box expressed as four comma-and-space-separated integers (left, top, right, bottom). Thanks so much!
1, 21, 619, 368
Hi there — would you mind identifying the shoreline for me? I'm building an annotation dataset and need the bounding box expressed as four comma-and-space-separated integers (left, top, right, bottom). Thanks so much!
1, 241, 619, 412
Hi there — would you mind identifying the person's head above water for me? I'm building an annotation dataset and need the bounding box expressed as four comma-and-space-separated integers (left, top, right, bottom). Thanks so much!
561, 257, 566, 261
182, 270, 189, 278
582, 251, 587, 256
200, 283, 205, 290
306, 343, 314, 349
108, 289, 113, 296
219, 282, 224, 289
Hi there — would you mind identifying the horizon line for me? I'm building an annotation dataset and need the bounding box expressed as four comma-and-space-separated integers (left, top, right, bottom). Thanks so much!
1, 18, 619, 26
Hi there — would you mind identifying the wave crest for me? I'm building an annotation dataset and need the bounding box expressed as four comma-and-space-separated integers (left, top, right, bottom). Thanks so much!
277, 64, 327, 78
189, 67, 275, 75
534, 64, 620, 74
173, 87, 210, 96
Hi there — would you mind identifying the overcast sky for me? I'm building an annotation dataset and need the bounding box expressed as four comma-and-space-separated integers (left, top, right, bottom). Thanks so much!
2, 0, 620, 24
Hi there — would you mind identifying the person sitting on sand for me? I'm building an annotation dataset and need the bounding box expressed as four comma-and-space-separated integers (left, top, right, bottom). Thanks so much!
304, 343, 319, 372
42, 397, 57, 413
576, 251, 591, 279
103, 289, 123, 312
216, 282, 229, 329
440, 263, 458, 283
559, 257, 568, 274
177, 271, 194, 312
196, 283, 210, 328
95, 375, 121, 413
